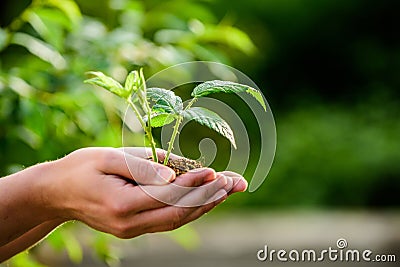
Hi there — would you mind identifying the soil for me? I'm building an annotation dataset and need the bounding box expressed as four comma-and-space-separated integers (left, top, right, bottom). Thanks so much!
150, 157, 203, 176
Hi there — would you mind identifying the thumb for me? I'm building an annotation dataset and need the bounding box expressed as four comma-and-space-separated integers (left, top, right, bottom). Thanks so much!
102, 150, 175, 185
129, 154, 176, 185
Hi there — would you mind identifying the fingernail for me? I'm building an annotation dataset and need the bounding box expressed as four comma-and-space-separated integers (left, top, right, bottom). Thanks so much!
157, 167, 175, 183
242, 178, 248, 192
229, 175, 248, 193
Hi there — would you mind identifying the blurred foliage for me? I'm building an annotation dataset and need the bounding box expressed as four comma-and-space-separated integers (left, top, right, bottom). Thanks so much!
1, 0, 399, 266
0, 0, 256, 265
0, 0, 254, 176
209, 0, 400, 209
213, 0, 400, 107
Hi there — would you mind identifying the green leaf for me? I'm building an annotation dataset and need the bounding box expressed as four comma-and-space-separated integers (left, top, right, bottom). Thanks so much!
191, 80, 266, 111
246, 87, 267, 111
125, 70, 141, 94
182, 107, 236, 148
84, 71, 129, 98
131, 68, 150, 113
144, 113, 177, 127
147, 87, 183, 114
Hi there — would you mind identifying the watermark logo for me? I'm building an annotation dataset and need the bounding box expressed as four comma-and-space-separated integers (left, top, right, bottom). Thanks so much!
122, 61, 276, 206
257, 238, 397, 263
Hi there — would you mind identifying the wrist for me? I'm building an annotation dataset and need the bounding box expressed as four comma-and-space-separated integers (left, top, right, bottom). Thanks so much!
26, 160, 69, 222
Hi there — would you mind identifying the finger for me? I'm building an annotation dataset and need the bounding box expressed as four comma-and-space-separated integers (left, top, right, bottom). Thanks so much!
218, 171, 248, 194
110, 168, 216, 217
170, 174, 228, 207
143, 190, 227, 234
118, 147, 181, 161
179, 190, 227, 225
109, 190, 227, 239
101, 149, 175, 185
136, 168, 217, 211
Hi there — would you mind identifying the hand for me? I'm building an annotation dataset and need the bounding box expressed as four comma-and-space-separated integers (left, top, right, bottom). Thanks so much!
0, 147, 247, 261
44, 147, 247, 238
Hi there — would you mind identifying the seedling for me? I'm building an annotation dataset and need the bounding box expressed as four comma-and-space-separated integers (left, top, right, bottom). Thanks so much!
85, 69, 266, 174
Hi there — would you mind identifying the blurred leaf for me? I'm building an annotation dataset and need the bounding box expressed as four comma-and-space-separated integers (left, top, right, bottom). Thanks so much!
167, 225, 200, 251
10, 33, 67, 69
24, 7, 71, 50
125, 70, 141, 94
93, 233, 120, 267
154, 29, 189, 44
150, 1, 216, 25
182, 107, 236, 148
6, 252, 47, 267
8, 75, 35, 98
47, 0, 82, 28
199, 25, 256, 55
15, 125, 42, 149
192, 44, 230, 64
0, 28, 9, 51
47, 225, 84, 264
46, 228, 65, 251
61, 230, 83, 264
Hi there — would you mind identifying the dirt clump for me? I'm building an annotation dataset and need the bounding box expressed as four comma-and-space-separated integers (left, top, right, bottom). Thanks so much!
150, 157, 203, 176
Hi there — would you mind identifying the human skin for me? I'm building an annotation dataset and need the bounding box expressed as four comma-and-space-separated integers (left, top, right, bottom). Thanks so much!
0, 147, 247, 262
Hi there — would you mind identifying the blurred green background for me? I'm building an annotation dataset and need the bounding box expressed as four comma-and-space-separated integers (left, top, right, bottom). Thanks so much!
1, 0, 399, 266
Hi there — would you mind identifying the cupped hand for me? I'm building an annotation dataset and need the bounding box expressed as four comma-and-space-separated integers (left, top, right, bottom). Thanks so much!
45, 147, 247, 238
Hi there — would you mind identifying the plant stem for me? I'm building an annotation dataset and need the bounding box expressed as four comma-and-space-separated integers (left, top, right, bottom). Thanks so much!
184, 97, 197, 111
163, 97, 198, 165
127, 98, 158, 162
163, 115, 183, 165
127, 98, 146, 129
145, 120, 158, 163
140, 69, 159, 163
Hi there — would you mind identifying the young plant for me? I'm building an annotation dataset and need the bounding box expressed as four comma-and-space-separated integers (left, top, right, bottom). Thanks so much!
85, 69, 266, 172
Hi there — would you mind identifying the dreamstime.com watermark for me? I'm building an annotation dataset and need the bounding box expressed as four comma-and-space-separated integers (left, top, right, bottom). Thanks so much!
257, 238, 397, 263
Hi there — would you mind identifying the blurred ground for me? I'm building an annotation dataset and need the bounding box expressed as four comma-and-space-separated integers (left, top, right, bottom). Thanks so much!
37, 211, 400, 267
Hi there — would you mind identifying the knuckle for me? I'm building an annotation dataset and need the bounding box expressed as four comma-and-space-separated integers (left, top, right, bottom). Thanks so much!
113, 222, 130, 239
107, 199, 130, 218
96, 149, 119, 169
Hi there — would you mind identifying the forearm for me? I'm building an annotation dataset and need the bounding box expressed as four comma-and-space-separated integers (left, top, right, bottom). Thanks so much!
0, 161, 62, 247
0, 219, 64, 262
